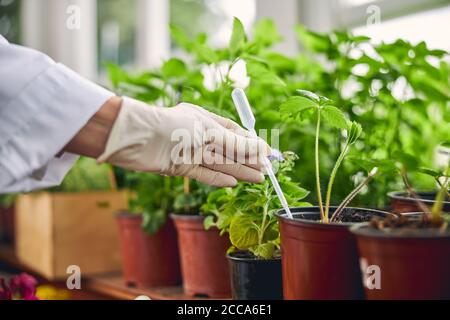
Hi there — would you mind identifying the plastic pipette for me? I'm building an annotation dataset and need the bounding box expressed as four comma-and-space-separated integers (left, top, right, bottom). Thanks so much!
231, 88, 293, 219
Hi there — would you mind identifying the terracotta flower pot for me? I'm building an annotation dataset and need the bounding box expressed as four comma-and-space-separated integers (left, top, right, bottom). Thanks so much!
171, 214, 231, 298
227, 251, 283, 300
351, 220, 450, 299
276, 206, 389, 300
116, 212, 181, 287
388, 191, 450, 213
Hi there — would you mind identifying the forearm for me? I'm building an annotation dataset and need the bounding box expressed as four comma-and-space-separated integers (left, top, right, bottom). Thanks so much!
63, 96, 122, 158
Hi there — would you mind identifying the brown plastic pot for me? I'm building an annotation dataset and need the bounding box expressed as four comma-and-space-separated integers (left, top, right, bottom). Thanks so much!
171, 214, 231, 298
389, 191, 450, 213
116, 212, 181, 287
276, 206, 389, 300
351, 219, 450, 299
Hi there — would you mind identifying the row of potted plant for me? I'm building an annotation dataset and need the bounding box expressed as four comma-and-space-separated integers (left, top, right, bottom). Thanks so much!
106, 18, 449, 299
113, 87, 450, 300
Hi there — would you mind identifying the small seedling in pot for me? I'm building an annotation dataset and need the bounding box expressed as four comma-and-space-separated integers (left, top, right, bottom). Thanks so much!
280, 90, 378, 223
202, 151, 310, 259
370, 161, 450, 232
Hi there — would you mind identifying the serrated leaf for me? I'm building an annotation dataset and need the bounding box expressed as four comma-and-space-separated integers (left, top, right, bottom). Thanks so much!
321, 105, 348, 129
280, 180, 310, 200
229, 215, 259, 249
229, 17, 246, 57
279, 96, 318, 118
251, 243, 276, 259
347, 121, 362, 144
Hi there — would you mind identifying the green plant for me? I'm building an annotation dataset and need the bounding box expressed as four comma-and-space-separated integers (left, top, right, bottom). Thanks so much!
49, 157, 114, 193
123, 173, 213, 234
106, 17, 288, 234
105, 17, 449, 229
280, 90, 379, 222
202, 151, 310, 259
290, 27, 450, 206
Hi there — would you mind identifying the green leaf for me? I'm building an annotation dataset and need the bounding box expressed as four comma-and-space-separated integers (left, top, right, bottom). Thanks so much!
295, 25, 331, 53
170, 24, 191, 51
253, 19, 282, 47
105, 62, 128, 88
321, 105, 348, 129
279, 96, 317, 119
161, 58, 187, 78
295, 89, 320, 103
229, 215, 259, 249
246, 61, 285, 87
392, 151, 420, 171
348, 158, 397, 174
203, 215, 216, 230
141, 208, 166, 235
251, 243, 276, 259
347, 121, 362, 144
194, 43, 219, 64
280, 180, 310, 201
229, 17, 246, 57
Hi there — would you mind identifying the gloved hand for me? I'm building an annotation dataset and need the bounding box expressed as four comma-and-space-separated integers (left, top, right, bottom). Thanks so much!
97, 97, 270, 187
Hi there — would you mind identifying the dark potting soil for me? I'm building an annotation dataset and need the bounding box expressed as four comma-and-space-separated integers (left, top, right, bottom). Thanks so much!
368, 213, 450, 235
292, 207, 383, 223
337, 208, 377, 223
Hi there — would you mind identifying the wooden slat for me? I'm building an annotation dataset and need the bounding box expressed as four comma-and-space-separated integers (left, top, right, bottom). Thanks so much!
84, 273, 230, 300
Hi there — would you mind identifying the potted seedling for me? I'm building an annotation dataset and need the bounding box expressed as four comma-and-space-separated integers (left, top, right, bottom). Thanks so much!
388, 144, 450, 213
275, 90, 389, 299
202, 151, 309, 300
116, 172, 181, 288
351, 162, 450, 299
170, 179, 232, 298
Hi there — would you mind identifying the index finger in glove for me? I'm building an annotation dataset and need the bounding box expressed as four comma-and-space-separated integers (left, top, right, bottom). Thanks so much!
206, 128, 271, 170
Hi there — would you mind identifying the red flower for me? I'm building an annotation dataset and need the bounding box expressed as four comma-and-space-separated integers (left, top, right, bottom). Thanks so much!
0, 273, 39, 300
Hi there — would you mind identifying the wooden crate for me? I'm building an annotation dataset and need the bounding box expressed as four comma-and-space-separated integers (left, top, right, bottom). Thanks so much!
15, 191, 127, 280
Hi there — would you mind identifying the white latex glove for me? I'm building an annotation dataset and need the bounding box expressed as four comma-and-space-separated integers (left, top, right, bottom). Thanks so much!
97, 97, 270, 187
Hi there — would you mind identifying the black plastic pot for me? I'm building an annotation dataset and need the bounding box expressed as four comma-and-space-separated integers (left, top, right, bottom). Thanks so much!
227, 251, 283, 300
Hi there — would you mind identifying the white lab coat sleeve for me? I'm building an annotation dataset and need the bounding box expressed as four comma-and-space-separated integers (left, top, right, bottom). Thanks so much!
0, 36, 114, 193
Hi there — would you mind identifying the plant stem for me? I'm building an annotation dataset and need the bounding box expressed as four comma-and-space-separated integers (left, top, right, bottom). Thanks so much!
330, 168, 378, 222
315, 110, 325, 221
401, 170, 431, 216
259, 203, 269, 246
324, 142, 349, 220
432, 164, 450, 221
